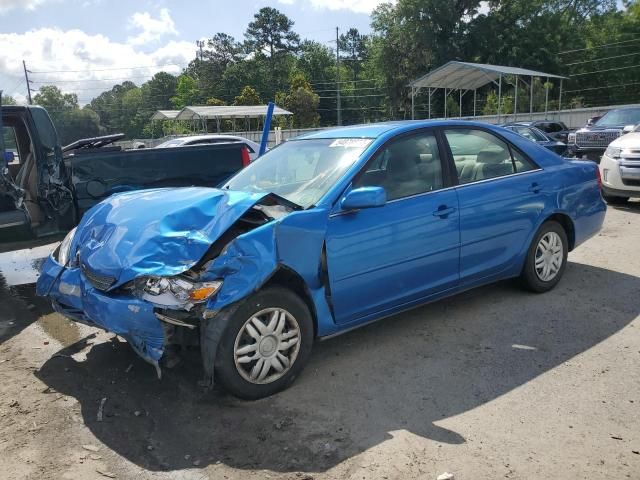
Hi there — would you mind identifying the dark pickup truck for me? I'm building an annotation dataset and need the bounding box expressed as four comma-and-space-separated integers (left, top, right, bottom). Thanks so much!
1, 104, 251, 244
567, 106, 640, 162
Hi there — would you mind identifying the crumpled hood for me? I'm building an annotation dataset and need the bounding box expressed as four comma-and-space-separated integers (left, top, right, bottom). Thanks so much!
72, 187, 267, 288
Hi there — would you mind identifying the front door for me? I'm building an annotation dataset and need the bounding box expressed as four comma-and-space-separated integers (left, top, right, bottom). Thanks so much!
325, 129, 460, 325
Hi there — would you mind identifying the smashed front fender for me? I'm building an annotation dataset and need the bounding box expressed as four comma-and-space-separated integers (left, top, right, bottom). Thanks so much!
37, 255, 165, 370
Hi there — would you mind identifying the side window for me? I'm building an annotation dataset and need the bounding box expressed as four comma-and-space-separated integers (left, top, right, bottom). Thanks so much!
354, 131, 443, 201
2, 126, 20, 165
444, 129, 536, 185
511, 149, 537, 174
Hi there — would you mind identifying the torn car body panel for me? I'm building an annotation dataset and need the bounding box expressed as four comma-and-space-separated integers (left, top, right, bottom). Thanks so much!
200, 207, 334, 332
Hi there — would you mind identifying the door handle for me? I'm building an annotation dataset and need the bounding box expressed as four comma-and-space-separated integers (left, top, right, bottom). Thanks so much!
433, 205, 456, 218
528, 182, 542, 193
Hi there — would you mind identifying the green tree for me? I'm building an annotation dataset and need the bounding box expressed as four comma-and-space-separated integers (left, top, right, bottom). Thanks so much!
142, 72, 178, 111
245, 7, 300, 59
57, 108, 104, 144
245, 7, 300, 96
206, 97, 227, 106
284, 74, 320, 128
234, 86, 262, 105
33, 85, 79, 112
171, 74, 200, 108
339, 28, 369, 80
1, 94, 17, 105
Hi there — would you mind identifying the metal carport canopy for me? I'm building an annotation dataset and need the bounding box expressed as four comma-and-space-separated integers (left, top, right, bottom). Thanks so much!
409, 61, 567, 90
174, 105, 292, 121
150, 110, 180, 120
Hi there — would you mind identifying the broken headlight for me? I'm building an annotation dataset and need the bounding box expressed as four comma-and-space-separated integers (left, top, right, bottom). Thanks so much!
56, 227, 77, 266
131, 276, 222, 308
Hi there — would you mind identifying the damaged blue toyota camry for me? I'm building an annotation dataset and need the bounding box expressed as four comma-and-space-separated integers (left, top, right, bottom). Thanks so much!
37, 121, 606, 399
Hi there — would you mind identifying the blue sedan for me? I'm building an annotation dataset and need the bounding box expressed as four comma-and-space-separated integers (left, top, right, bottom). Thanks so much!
36, 121, 605, 399
502, 123, 568, 155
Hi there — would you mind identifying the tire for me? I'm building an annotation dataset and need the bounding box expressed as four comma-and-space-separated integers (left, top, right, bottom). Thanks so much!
214, 286, 314, 400
520, 221, 569, 293
602, 194, 629, 205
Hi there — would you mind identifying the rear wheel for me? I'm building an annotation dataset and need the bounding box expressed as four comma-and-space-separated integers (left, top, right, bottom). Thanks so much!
520, 221, 568, 293
214, 286, 313, 400
602, 193, 629, 205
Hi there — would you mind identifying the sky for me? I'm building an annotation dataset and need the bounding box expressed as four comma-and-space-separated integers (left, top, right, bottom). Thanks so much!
0, 0, 391, 104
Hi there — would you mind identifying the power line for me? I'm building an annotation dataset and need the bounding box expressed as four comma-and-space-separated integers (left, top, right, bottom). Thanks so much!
570, 64, 639, 77
29, 63, 188, 74
564, 51, 640, 67
564, 81, 640, 93
558, 38, 640, 55
318, 93, 386, 99
31, 75, 160, 84
309, 78, 380, 85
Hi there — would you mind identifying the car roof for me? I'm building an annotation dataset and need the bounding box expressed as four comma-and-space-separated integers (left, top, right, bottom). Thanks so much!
175, 134, 252, 142
295, 120, 508, 140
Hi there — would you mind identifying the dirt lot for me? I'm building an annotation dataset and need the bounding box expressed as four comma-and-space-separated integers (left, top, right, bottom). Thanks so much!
0, 203, 639, 480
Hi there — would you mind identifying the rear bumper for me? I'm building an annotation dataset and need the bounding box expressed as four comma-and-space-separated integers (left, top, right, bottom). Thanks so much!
36, 255, 165, 365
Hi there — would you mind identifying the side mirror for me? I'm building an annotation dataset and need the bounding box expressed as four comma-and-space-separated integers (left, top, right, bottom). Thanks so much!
3, 151, 14, 164
623, 124, 635, 134
341, 186, 386, 210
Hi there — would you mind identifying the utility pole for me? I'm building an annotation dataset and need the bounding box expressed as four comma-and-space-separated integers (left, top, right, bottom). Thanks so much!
23, 60, 32, 105
196, 40, 205, 61
336, 27, 342, 126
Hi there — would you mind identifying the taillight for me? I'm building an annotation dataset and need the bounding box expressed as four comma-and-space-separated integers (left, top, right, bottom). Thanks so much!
595, 166, 602, 189
241, 146, 251, 168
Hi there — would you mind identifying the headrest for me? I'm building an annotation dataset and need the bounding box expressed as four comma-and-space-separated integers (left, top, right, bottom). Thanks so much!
477, 148, 508, 164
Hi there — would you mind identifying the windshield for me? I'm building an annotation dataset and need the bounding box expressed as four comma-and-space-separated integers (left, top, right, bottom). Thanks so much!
595, 108, 640, 127
515, 127, 547, 142
223, 138, 372, 208
156, 139, 185, 148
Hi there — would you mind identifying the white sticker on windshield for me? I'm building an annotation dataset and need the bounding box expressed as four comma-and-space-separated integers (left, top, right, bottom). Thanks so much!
329, 139, 371, 148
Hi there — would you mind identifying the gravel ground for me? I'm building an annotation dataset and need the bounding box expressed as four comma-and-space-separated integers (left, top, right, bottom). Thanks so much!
0, 202, 638, 480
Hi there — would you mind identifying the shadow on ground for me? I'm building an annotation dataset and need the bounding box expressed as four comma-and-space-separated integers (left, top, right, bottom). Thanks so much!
0, 274, 54, 345
34, 261, 640, 473
609, 199, 640, 214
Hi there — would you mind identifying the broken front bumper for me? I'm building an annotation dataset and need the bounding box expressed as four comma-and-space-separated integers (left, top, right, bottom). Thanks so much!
36, 255, 165, 367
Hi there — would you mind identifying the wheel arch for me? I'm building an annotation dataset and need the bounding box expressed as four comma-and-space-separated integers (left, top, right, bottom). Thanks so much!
542, 212, 576, 251
263, 265, 319, 338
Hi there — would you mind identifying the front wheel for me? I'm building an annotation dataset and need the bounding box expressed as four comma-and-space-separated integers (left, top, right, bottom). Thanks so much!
214, 286, 314, 400
520, 221, 568, 293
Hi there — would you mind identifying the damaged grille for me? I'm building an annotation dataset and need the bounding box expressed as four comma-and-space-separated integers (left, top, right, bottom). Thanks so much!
81, 264, 116, 291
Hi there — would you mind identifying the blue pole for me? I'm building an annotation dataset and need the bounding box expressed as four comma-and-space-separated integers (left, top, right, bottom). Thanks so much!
259, 102, 275, 157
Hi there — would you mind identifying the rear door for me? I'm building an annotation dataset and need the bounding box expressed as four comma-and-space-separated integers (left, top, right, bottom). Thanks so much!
442, 127, 545, 285
70, 143, 245, 216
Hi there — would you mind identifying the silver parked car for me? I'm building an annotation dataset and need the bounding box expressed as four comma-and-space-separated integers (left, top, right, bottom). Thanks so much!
156, 135, 262, 161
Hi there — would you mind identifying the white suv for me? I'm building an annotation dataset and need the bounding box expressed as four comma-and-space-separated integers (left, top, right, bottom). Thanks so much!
599, 124, 640, 203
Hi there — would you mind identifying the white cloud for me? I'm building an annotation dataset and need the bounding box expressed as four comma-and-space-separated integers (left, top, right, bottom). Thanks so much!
0, 0, 48, 14
279, 0, 391, 14
0, 28, 194, 104
127, 8, 178, 46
